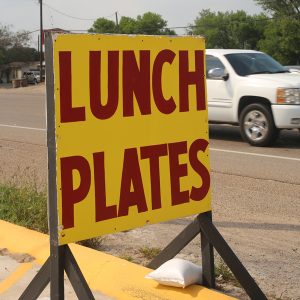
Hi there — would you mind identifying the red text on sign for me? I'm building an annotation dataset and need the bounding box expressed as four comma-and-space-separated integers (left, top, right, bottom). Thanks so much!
60, 139, 210, 229
59, 50, 206, 122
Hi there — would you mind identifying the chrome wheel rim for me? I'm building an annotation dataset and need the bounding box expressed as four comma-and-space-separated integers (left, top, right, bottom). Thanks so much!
244, 110, 268, 142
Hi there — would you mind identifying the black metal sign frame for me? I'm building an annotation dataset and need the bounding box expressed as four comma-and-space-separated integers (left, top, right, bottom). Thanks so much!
19, 32, 267, 300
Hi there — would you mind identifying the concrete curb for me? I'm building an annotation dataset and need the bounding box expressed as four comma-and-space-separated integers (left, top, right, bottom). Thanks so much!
0, 220, 235, 299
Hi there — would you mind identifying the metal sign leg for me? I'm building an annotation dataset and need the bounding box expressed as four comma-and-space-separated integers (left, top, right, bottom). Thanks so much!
147, 212, 267, 300
64, 246, 95, 300
19, 258, 51, 300
50, 245, 65, 300
18, 245, 95, 300
147, 217, 201, 269
198, 212, 267, 300
199, 212, 215, 288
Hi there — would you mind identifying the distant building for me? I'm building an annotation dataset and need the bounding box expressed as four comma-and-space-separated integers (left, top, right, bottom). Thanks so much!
0, 28, 69, 83
42, 28, 70, 44
0, 61, 45, 83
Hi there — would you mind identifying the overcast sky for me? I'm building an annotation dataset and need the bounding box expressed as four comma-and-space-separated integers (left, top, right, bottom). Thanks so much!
1, 0, 264, 47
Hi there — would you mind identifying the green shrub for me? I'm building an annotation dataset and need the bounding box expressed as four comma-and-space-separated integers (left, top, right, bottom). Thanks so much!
0, 182, 48, 233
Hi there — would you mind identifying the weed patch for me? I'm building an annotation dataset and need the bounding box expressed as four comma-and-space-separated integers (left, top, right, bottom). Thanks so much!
0, 182, 48, 233
120, 255, 134, 262
138, 246, 161, 260
215, 257, 239, 285
77, 237, 104, 249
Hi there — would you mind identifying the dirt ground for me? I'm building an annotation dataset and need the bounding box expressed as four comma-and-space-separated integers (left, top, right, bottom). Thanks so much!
1, 84, 300, 300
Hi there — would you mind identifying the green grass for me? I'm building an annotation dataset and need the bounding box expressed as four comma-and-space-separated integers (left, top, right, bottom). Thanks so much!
78, 237, 104, 249
0, 182, 48, 233
138, 246, 161, 260
215, 258, 238, 284
120, 255, 134, 262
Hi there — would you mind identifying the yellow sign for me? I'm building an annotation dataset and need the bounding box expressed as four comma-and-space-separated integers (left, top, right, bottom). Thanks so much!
52, 34, 211, 245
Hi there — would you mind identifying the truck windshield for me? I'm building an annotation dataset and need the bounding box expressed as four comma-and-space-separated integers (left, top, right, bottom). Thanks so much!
224, 53, 288, 76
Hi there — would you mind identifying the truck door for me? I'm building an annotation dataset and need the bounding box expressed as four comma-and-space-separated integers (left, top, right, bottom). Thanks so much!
206, 55, 234, 122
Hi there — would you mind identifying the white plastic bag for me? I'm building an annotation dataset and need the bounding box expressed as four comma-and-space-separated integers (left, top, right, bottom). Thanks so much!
145, 258, 202, 288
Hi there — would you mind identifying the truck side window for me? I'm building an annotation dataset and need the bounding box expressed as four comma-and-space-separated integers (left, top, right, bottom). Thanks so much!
206, 55, 225, 76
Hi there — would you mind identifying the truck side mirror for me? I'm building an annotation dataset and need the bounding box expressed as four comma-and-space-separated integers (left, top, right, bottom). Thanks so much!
207, 68, 229, 81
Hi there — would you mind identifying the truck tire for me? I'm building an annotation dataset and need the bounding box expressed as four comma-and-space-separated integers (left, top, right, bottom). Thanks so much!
239, 103, 279, 146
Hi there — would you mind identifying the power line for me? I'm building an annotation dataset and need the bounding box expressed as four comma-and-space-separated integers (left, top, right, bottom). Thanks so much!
43, 3, 115, 21
30, 2, 297, 34
168, 16, 276, 31
21, 14, 293, 37
44, 4, 54, 27
16, 29, 40, 37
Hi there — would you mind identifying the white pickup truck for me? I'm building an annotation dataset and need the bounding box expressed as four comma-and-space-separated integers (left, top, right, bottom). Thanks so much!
206, 49, 300, 146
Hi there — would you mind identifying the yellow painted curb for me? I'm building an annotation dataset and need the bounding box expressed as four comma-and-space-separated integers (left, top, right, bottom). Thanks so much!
0, 262, 33, 294
0, 220, 236, 299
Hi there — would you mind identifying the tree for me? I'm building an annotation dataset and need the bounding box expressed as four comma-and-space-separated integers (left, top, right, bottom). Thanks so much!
5, 47, 39, 63
88, 12, 176, 35
188, 10, 231, 48
0, 24, 30, 49
0, 24, 12, 50
119, 17, 138, 34
0, 23, 31, 65
135, 12, 176, 35
188, 9, 268, 49
255, 0, 300, 64
255, 0, 300, 17
88, 18, 116, 33
0, 49, 5, 65
257, 17, 300, 64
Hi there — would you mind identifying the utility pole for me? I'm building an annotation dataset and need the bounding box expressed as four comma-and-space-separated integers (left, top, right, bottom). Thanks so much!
115, 11, 119, 32
39, 0, 43, 82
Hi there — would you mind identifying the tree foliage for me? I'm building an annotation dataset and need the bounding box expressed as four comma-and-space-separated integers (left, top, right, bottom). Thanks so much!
0, 25, 12, 50
188, 9, 268, 49
255, 0, 300, 64
258, 17, 300, 64
255, 0, 300, 17
0, 23, 31, 65
0, 24, 30, 49
88, 18, 116, 33
189, 6, 299, 65
134, 12, 175, 35
119, 17, 137, 34
1, 4, 299, 66
88, 12, 176, 35
4, 47, 39, 63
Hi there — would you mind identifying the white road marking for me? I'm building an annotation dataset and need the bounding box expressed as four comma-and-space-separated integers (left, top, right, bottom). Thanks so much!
210, 148, 300, 162
0, 124, 45, 131
1, 123, 299, 162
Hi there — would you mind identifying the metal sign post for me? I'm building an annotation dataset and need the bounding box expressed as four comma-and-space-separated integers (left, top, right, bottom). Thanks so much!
18, 32, 95, 300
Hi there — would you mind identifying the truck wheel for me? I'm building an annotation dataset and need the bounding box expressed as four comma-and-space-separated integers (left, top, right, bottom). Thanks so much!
239, 103, 279, 146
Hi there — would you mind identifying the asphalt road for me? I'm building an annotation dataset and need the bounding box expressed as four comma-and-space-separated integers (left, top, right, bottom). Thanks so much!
1, 90, 300, 184
1, 88, 300, 299
0, 91, 46, 145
